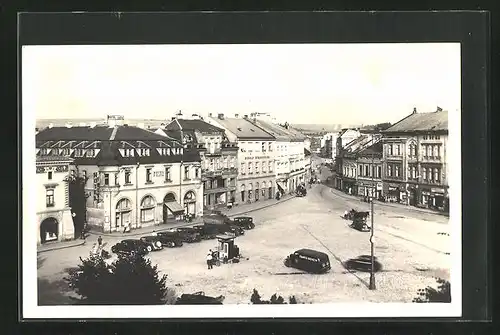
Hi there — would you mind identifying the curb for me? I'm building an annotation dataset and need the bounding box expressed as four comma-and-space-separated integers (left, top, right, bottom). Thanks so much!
326, 186, 449, 217
87, 195, 297, 238
37, 240, 86, 254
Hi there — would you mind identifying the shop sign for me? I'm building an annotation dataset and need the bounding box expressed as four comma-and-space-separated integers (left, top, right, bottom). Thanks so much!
388, 186, 397, 191
431, 188, 445, 194
376, 182, 383, 190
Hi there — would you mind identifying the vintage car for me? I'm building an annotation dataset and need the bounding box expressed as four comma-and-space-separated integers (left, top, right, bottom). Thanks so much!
284, 248, 331, 274
350, 212, 371, 232
172, 227, 202, 243
139, 236, 164, 251
192, 224, 218, 240
296, 185, 307, 197
202, 212, 232, 225
229, 216, 255, 230
156, 231, 184, 247
111, 239, 150, 256
175, 291, 224, 305
344, 255, 382, 273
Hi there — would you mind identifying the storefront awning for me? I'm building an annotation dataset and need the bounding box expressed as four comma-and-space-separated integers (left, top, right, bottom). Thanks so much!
164, 201, 184, 214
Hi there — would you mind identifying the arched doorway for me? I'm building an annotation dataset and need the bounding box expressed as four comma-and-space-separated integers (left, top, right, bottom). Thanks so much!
115, 198, 132, 231
140, 195, 156, 224
40, 217, 59, 244
184, 191, 196, 216
163, 193, 178, 224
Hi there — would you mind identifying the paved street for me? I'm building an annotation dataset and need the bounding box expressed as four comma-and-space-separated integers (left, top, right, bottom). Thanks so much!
38, 178, 450, 304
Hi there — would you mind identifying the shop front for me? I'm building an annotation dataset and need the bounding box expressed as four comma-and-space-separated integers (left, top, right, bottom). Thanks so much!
384, 182, 406, 203
431, 187, 447, 212
419, 186, 432, 208
342, 177, 357, 195
407, 184, 418, 206
357, 180, 382, 199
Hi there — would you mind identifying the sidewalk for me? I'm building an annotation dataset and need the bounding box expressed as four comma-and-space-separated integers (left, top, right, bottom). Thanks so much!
327, 185, 449, 217
86, 193, 296, 239
37, 239, 86, 254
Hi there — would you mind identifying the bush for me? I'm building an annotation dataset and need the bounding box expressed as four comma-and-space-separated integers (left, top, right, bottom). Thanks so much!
413, 278, 451, 303
250, 289, 297, 304
65, 252, 173, 305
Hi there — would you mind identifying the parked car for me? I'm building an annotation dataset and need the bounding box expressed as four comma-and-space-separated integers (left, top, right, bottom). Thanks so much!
111, 239, 149, 256
173, 227, 202, 243
202, 212, 232, 225
284, 249, 331, 274
156, 231, 184, 247
230, 216, 255, 230
192, 224, 218, 240
139, 236, 164, 251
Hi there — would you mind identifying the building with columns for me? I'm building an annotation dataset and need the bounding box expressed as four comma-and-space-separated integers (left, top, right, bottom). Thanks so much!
36, 156, 75, 244
207, 114, 277, 204
36, 122, 203, 233
162, 117, 239, 211
381, 107, 449, 211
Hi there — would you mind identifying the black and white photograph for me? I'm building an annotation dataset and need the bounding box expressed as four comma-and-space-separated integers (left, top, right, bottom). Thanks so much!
22, 38, 464, 318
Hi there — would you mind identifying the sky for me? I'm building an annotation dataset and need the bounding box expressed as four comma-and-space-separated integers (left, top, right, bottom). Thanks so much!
22, 43, 460, 125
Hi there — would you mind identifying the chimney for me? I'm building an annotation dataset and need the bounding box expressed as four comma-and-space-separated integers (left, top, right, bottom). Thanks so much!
413, 107, 417, 114
48, 123, 53, 128
436, 106, 443, 112
235, 113, 239, 118
218, 113, 225, 120
171, 117, 176, 121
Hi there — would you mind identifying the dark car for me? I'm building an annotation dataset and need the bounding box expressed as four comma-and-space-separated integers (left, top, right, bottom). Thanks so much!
139, 236, 164, 251
173, 227, 202, 243
351, 212, 370, 232
156, 231, 184, 247
231, 216, 255, 230
192, 224, 218, 240
175, 291, 224, 305
111, 239, 149, 256
202, 212, 232, 225
284, 248, 331, 274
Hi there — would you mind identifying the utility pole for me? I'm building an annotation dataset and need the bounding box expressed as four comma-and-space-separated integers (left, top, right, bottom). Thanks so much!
369, 134, 377, 290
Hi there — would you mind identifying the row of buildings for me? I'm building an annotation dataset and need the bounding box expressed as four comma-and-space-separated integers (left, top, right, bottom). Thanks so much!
35, 113, 311, 244
333, 107, 449, 212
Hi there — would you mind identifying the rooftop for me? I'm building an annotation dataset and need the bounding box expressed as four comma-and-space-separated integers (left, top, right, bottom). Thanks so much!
36, 125, 170, 142
165, 119, 225, 133
210, 117, 275, 140
250, 119, 306, 142
36, 155, 74, 163
383, 109, 448, 133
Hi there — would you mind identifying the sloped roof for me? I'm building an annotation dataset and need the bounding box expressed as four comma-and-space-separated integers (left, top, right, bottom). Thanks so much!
383, 110, 448, 133
36, 155, 74, 163
357, 140, 383, 157
165, 119, 225, 133
250, 119, 306, 141
36, 125, 169, 141
304, 148, 311, 156
210, 117, 275, 140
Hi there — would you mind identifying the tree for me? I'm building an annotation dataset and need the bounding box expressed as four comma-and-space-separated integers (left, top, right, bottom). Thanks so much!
413, 278, 451, 303
65, 253, 172, 305
249, 289, 289, 304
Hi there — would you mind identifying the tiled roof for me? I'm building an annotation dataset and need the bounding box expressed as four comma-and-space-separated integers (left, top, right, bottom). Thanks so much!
163, 129, 199, 144
165, 119, 225, 133
36, 125, 169, 141
383, 110, 448, 133
209, 117, 275, 140
250, 119, 306, 142
357, 140, 383, 157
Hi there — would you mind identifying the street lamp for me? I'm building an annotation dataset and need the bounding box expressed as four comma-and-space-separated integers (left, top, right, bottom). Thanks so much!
369, 135, 376, 290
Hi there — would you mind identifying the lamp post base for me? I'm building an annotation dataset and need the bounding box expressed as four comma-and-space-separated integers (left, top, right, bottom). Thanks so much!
369, 273, 376, 290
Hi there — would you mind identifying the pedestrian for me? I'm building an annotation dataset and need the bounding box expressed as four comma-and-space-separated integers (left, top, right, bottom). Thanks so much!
206, 253, 213, 269
97, 235, 103, 247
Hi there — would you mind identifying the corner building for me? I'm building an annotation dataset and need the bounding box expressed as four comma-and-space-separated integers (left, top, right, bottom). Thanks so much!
36, 124, 203, 233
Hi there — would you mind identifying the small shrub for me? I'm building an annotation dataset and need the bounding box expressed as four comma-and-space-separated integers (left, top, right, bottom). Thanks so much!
413, 278, 451, 303
250, 289, 293, 305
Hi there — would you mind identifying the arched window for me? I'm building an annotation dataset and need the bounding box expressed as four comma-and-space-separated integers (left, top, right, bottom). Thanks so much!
240, 184, 246, 191
140, 195, 156, 223
388, 165, 392, 177
184, 191, 196, 202
164, 193, 176, 203
433, 145, 439, 158
434, 168, 439, 183
116, 198, 131, 211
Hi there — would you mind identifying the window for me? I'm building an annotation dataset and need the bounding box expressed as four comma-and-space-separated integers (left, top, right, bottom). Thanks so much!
262, 142, 266, 152
388, 144, 393, 155
210, 159, 215, 171
422, 168, 427, 181
387, 165, 392, 177
184, 166, 190, 179
195, 167, 200, 178
241, 163, 246, 175
82, 170, 87, 180
46, 189, 55, 207
125, 170, 131, 184
426, 145, 431, 157
396, 144, 400, 156
104, 173, 109, 186
365, 165, 369, 176
114, 173, 119, 186
268, 142, 272, 151
216, 159, 221, 170
47, 171, 52, 180
230, 157, 235, 168
223, 157, 228, 169
359, 165, 363, 176
146, 168, 152, 183
434, 168, 440, 183
268, 161, 273, 172
395, 165, 400, 177
255, 162, 260, 174
377, 166, 382, 178
248, 162, 253, 174
262, 163, 266, 173
372, 166, 375, 177
433, 145, 439, 158
140, 196, 155, 222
